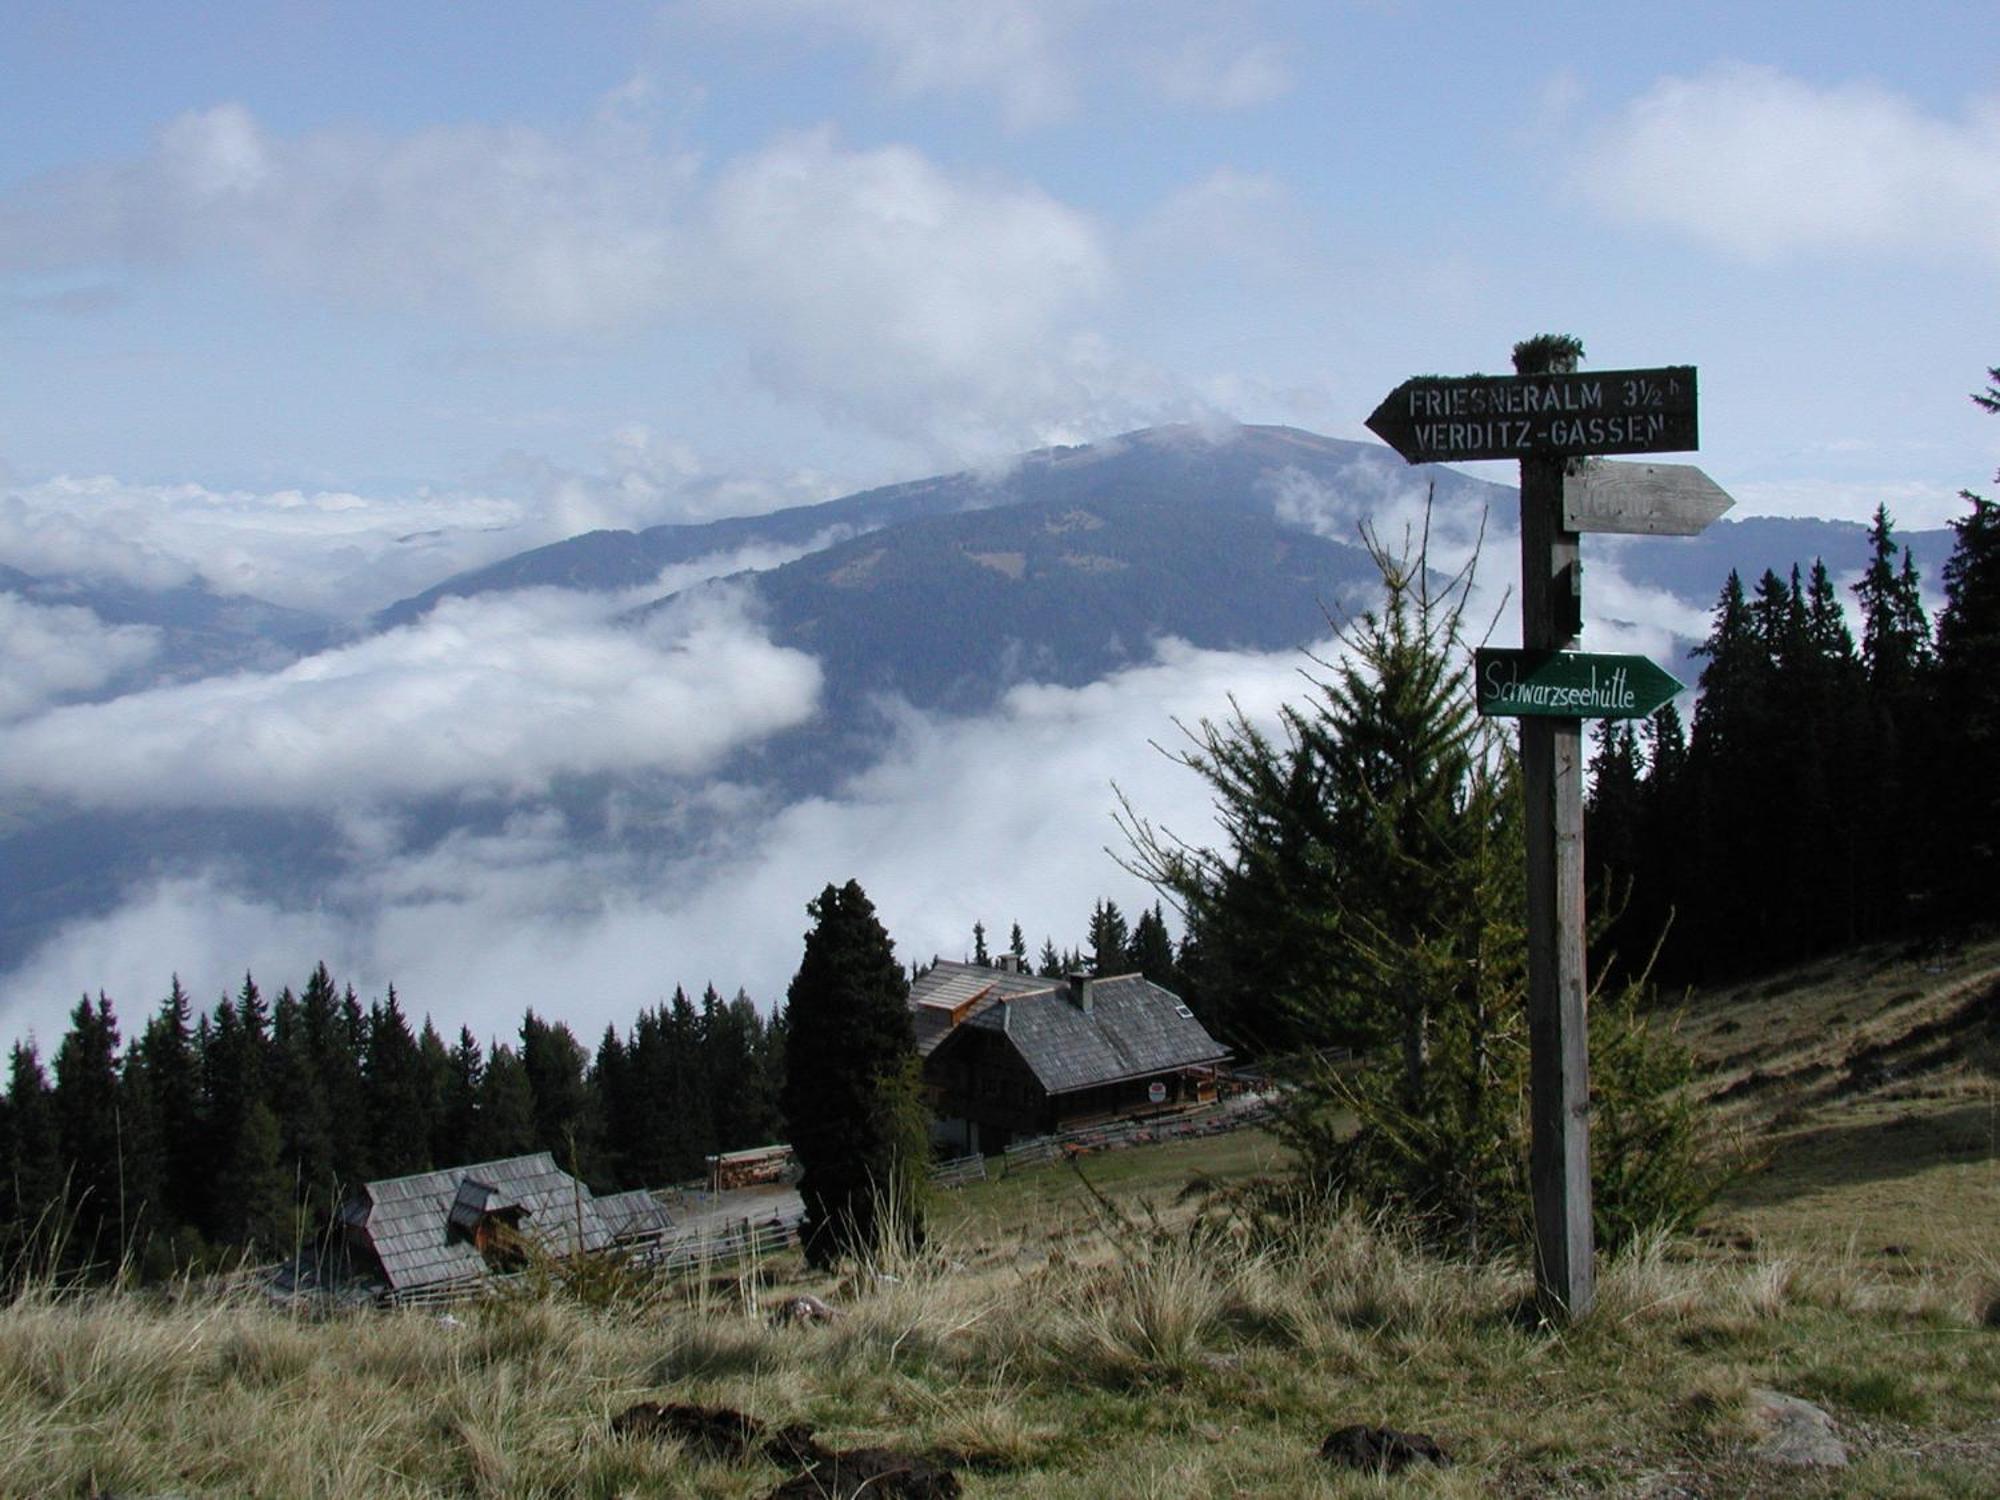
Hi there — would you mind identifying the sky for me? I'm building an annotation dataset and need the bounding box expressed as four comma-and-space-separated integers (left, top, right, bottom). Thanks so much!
0, 1, 1996, 1050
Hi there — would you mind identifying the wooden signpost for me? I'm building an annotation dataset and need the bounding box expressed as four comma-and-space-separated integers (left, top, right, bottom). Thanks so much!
1369, 343, 1727, 1321
1365, 367, 1697, 464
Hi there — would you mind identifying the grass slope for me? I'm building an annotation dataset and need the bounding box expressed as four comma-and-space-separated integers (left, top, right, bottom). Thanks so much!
4, 939, 1996, 1498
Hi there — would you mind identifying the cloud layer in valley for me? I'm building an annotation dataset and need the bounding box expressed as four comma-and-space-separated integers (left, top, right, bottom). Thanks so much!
0, 594, 160, 722
0, 585, 819, 810
0, 502, 1716, 1058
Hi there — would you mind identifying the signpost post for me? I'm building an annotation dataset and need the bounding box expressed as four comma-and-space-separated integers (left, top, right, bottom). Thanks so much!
1368, 342, 1726, 1322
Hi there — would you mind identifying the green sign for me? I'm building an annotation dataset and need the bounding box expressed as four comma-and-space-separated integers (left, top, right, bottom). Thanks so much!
1474, 649, 1682, 720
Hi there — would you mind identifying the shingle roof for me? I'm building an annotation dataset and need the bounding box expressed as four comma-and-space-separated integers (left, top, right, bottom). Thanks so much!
909, 960, 1059, 1055
593, 1188, 674, 1240
954, 974, 1228, 1094
339, 1152, 613, 1292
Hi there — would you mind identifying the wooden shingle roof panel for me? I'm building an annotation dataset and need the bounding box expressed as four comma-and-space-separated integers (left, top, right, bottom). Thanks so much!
959, 975, 1227, 1094
350, 1152, 614, 1291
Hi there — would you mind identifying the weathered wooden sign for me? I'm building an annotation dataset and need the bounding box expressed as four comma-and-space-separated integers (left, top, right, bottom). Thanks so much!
1365, 366, 1697, 464
1474, 649, 1683, 720
1369, 341, 1712, 1325
1564, 460, 1734, 536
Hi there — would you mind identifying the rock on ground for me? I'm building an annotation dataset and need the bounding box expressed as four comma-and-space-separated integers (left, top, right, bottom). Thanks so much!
1747, 1388, 1848, 1468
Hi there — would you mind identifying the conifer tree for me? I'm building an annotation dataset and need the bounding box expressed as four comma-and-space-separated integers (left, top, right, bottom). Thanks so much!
437, 1028, 485, 1168
1932, 367, 2000, 914
1854, 505, 1933, 693
520, 1011, 597, 1176
224, 1100, 293, 1255
1085, 899, 1130, 975
52, 993, 124, 1266
705, 985, 776, 1157
2, 1043, 61, 1270
1124, 902, 1179, 988
1123, 512, 1711, 1251
139, 978, 203, 1236
200, 976, 274, 1240
779, 880, 928, 1268
269, 986, 337, 1206
364, 989, 430, 1178
1036, 937, 1063, 977
476, 1042, 538, 1158
114, 1042, 166, 1271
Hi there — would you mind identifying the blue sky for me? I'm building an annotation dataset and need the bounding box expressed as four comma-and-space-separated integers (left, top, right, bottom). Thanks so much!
3, 0, 1995, 525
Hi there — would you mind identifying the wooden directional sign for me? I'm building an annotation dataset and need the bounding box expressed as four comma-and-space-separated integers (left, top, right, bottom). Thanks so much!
1564, 461, 1734, 536
1474, 648, 1683, 720
1366, 366, 1697, 464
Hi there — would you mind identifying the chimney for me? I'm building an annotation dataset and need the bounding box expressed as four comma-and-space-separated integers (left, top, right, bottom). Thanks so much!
996, 954, 1022, 973
1066, 973, 1094, 1012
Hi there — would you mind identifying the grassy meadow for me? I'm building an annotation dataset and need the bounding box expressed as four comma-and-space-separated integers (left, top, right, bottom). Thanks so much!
6, 939, 1997, 1498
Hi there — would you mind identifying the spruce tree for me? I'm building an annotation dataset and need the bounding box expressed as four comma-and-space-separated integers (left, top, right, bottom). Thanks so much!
363, 989, 430, 1178
1037, 937, 1063, 977
1124, 903, 1179, 988
269, 986, 337, 1208
476, 1043, 537, 1158
139, 978, 204, 1236
52, 993, 125, 1267
2, 1044, 62, 1273
1085, 899, 1130, 975
779, 880, 928, 1269
519, 1011, 598, 1179
437, 1028, 485, 1169
114, 1043, 167, 1273
1932, 368, 2000, 914
1854, 505, 1932, 694
1123, 513, 1712, 1252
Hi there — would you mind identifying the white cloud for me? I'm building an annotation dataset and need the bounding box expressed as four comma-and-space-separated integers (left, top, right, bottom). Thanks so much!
0, 104, 698, 331
0, 595, 160, 721
694, 0, 1077, 128
1, 103, 1171, 457
0, 632, 1316, 1050
708, 127, 1120, 454
0, 586, 821, 810
1142, 36, 1292, 110
0, 473, 531, 617
0, 440, 858, 621
1578, 64, 2000, 265
685, 0, 1293, 123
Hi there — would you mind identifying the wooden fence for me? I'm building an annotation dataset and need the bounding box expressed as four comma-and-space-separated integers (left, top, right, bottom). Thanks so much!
929, 1154, 988, 1189
1000, 1095, 1275, 1171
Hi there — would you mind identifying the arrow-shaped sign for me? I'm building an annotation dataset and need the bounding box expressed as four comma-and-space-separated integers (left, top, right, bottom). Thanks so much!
1563, 461, 1734, 536
1473, 649, 1683, 720
1366, 366, 1697, 464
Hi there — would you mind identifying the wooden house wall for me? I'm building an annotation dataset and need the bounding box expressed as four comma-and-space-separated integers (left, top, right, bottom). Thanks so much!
926, 1027, 1223, 1149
